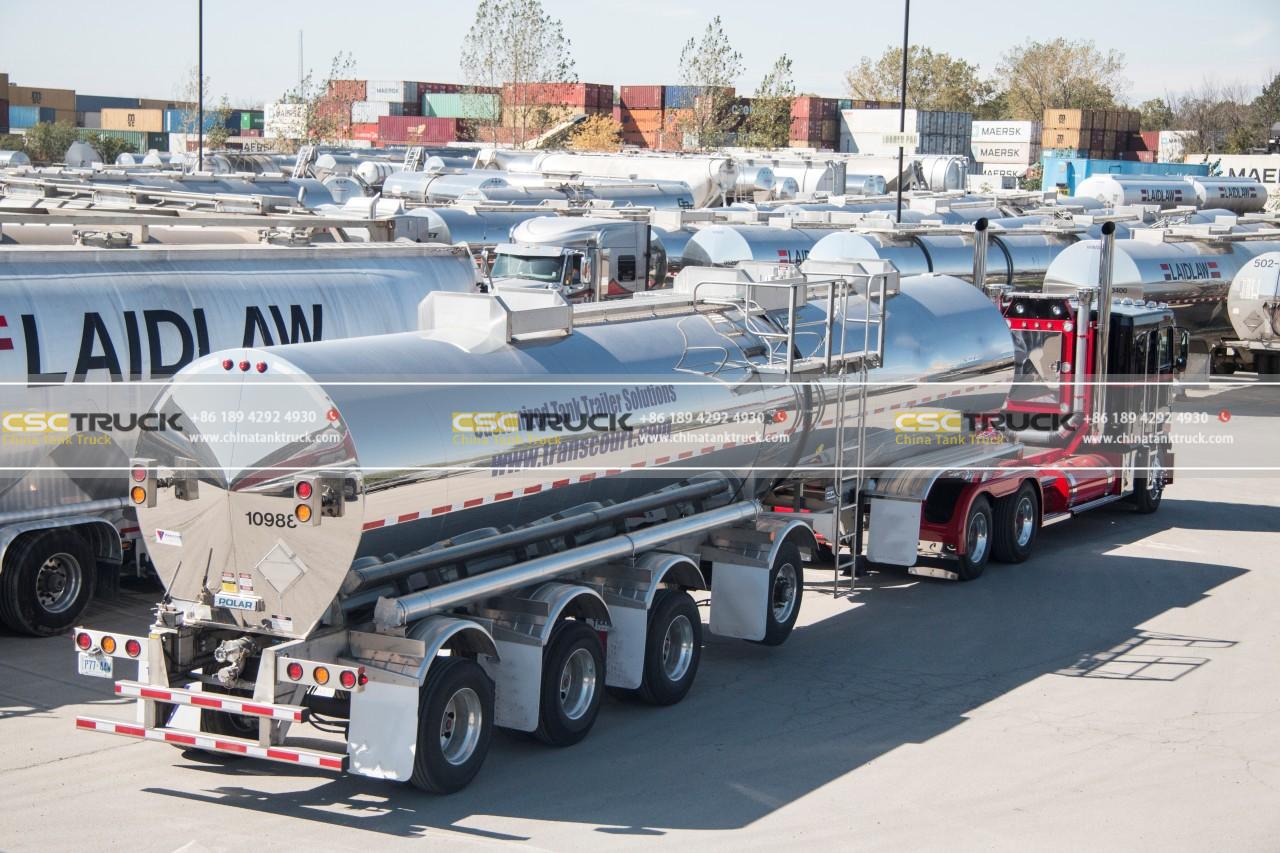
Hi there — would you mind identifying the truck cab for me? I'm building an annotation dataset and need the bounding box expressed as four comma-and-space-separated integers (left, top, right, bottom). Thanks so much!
487, 217, 667, 301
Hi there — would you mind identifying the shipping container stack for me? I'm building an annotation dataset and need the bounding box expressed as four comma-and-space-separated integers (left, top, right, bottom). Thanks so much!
619, 85, 665, 149
970, 121, 1042, 178
790, 96, 840, 149
1040, 108, 1142, 160
1127, 130, 1161, 164
839, 108, 971, 155
0, 72, 8, 134
8, 81, 76, 128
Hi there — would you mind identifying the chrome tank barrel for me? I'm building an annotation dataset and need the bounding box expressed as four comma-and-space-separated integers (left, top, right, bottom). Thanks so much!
683, 224, 824, 265
1044, 237, 1280, 340
133, 273, 1014, 638
1228, 251, 1280, 343
0, 244, 476, 517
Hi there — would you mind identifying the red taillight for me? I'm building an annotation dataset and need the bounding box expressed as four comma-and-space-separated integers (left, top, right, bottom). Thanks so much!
295, 481, 312, 500
124, 639, 142, 658
339, 670, 357, 689
358, 671, 369, 686
286, 662, 304, 681
221, 359, 234, 371
75, 632, 92, 650
130, 467, 147, 482
238, 360, 250, 372
255, 361, 267, 373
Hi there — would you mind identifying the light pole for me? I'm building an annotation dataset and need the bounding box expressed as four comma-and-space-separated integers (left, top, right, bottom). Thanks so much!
197, 0, 204, 172
895, 0, 910, 221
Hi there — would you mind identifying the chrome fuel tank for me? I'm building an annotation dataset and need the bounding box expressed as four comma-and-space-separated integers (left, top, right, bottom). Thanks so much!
134, 272, 1014, 637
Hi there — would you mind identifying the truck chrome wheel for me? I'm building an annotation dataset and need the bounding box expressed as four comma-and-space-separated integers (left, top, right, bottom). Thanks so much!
440, 686, 484, 766
558, 648, 597, 721
771, 561, 798, 625
968, 512, 990, 565
661, 614, 695, 682
1013, 496, 1036, 548
35, 553, 82, 615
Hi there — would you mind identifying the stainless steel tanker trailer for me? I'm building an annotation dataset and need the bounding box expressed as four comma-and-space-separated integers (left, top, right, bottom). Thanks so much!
0, 242, 476, 636
72, 227, 1183, 793
1223, 250, 1280, 374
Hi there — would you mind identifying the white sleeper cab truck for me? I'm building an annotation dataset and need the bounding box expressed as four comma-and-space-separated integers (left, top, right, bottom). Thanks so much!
487, 217, 666, 300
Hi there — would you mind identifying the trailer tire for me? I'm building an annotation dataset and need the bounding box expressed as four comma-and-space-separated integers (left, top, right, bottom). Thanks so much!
1130, 458, 1166, 514
0, 530, 97, 636
956, 496, 993, 581
635, 589, 702, 706
753, 541, 803, 646
533, 620, 604, 747
200, 691, 259, 746
411, 657, 495, 794
993, 483, 1039, 564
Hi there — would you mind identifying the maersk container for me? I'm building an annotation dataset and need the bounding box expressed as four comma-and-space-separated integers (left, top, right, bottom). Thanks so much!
9, 105, 56, 128
1040, 153, 1209, 195
367, 80, 417, 103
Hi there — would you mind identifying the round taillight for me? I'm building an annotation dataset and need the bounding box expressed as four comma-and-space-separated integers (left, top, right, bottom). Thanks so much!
75, 632, 92, 650
100, 635, 117, 655
295, 481, 313, 500
221, 359, 234, 371
286, 662, 304, 681
124, 639, 142, 658
238, 360, 250, 372
339, 670, 357, 689
255, 362, 267, 373
313, 666, 330, 686
130, 486, 147, 505
130, 467, 147, 482
359, 672, 369, 686
294, 504, 312, 523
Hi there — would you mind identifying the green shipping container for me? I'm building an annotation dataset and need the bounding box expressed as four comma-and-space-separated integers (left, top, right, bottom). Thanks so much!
422, 92, 499, 120
241, 110, 264, 130
77, 129, 168, 152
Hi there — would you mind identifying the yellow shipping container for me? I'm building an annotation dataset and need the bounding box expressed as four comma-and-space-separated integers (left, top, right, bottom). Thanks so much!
8, 84, 76, 111
1043, 108, 1082, 130
1041, 128, 1084, 149
101, 108, 163, 132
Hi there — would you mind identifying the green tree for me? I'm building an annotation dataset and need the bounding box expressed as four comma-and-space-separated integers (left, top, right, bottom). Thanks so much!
22, 121, 80, 164
0, 133, 26, 152
845, 46, 993, 111
275, 52, 359, 147
1137, 97, 1176, 131
676, 16, 743, 150
87, 133, 137, 164
745, 54, 795, 148
461, 0, 577, 146
995, 39, 1126, 119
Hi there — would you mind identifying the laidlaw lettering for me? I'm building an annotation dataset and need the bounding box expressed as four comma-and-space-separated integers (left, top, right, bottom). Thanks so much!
20, 304, 323, 384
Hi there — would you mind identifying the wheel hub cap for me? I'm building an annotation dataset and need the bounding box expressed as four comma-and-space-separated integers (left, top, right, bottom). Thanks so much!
772, 563, 798, 623
558, 647, 597, 721
661, 614, 695, 682
439, 686, 482, 766
35, 553, 82, 614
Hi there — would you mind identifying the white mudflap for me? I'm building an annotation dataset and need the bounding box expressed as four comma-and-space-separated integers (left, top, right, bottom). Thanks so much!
604, 602, 648, 690
479, 638, 543, 732
709, 559, 769, 641
867, 497, 922, 567
348, 679, 420, 781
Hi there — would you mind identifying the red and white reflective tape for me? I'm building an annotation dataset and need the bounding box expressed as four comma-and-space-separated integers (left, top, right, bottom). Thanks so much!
75, 716, 345, 771
113, 681, 304, 723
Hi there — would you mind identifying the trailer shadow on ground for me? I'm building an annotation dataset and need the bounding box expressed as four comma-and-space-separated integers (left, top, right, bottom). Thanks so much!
132, 495, 1250, 840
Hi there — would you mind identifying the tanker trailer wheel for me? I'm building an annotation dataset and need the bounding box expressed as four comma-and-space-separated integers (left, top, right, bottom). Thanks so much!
956, 496, 994, 581
753, 541, 803, 647
200, 688, 261, 745
0, 530, 96, 636
411, 657, 495, 794
533, 620, 604, 747
992, 483, 1039, 564
633, 589, 703, 706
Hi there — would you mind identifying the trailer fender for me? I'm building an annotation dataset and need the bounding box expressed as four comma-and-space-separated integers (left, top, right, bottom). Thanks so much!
601, 553, 705, 691
478, 583, 610, 732
347, 616, 499, 783
761, 518, 820, 565
0, 517, 122, 574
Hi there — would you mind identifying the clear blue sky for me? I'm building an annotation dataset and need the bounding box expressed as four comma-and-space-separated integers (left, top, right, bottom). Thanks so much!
2, 0, 1275, 107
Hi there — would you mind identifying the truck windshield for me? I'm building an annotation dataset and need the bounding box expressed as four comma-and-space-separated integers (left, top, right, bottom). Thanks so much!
491, 253, 565, 284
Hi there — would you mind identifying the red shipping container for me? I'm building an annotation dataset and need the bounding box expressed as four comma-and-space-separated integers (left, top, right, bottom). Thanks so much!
418, 82, 464, 97
1137, 150, 1156, 163
350, 122, 380, 141
1137, 130, 1159, 151
378, 115, 463, 143
327, 79, 366, 100
791, 96, 835, 120
619, 85, 662, 110
504, 82, 613, 107
612, 105, 623, 123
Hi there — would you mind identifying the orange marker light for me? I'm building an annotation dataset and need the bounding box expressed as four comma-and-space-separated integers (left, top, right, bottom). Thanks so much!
130, 486, 147, 505
295, 504, 312, 523
313, 666, 330, 685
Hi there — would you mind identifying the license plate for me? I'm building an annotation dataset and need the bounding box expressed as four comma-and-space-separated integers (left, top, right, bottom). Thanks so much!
78, 652, 113, 679
214, 592, 263, 612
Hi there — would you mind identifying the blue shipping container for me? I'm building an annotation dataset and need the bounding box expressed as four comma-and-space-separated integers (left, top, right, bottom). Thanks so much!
663, 86, 702, 109
76, 94, 139, 111
163, 109, 226, 133
9, 105, 57, 128
1040, 154, 1210, 195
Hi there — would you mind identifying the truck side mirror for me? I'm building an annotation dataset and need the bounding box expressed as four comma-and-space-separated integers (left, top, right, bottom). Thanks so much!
1175, 328, 1189, 371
